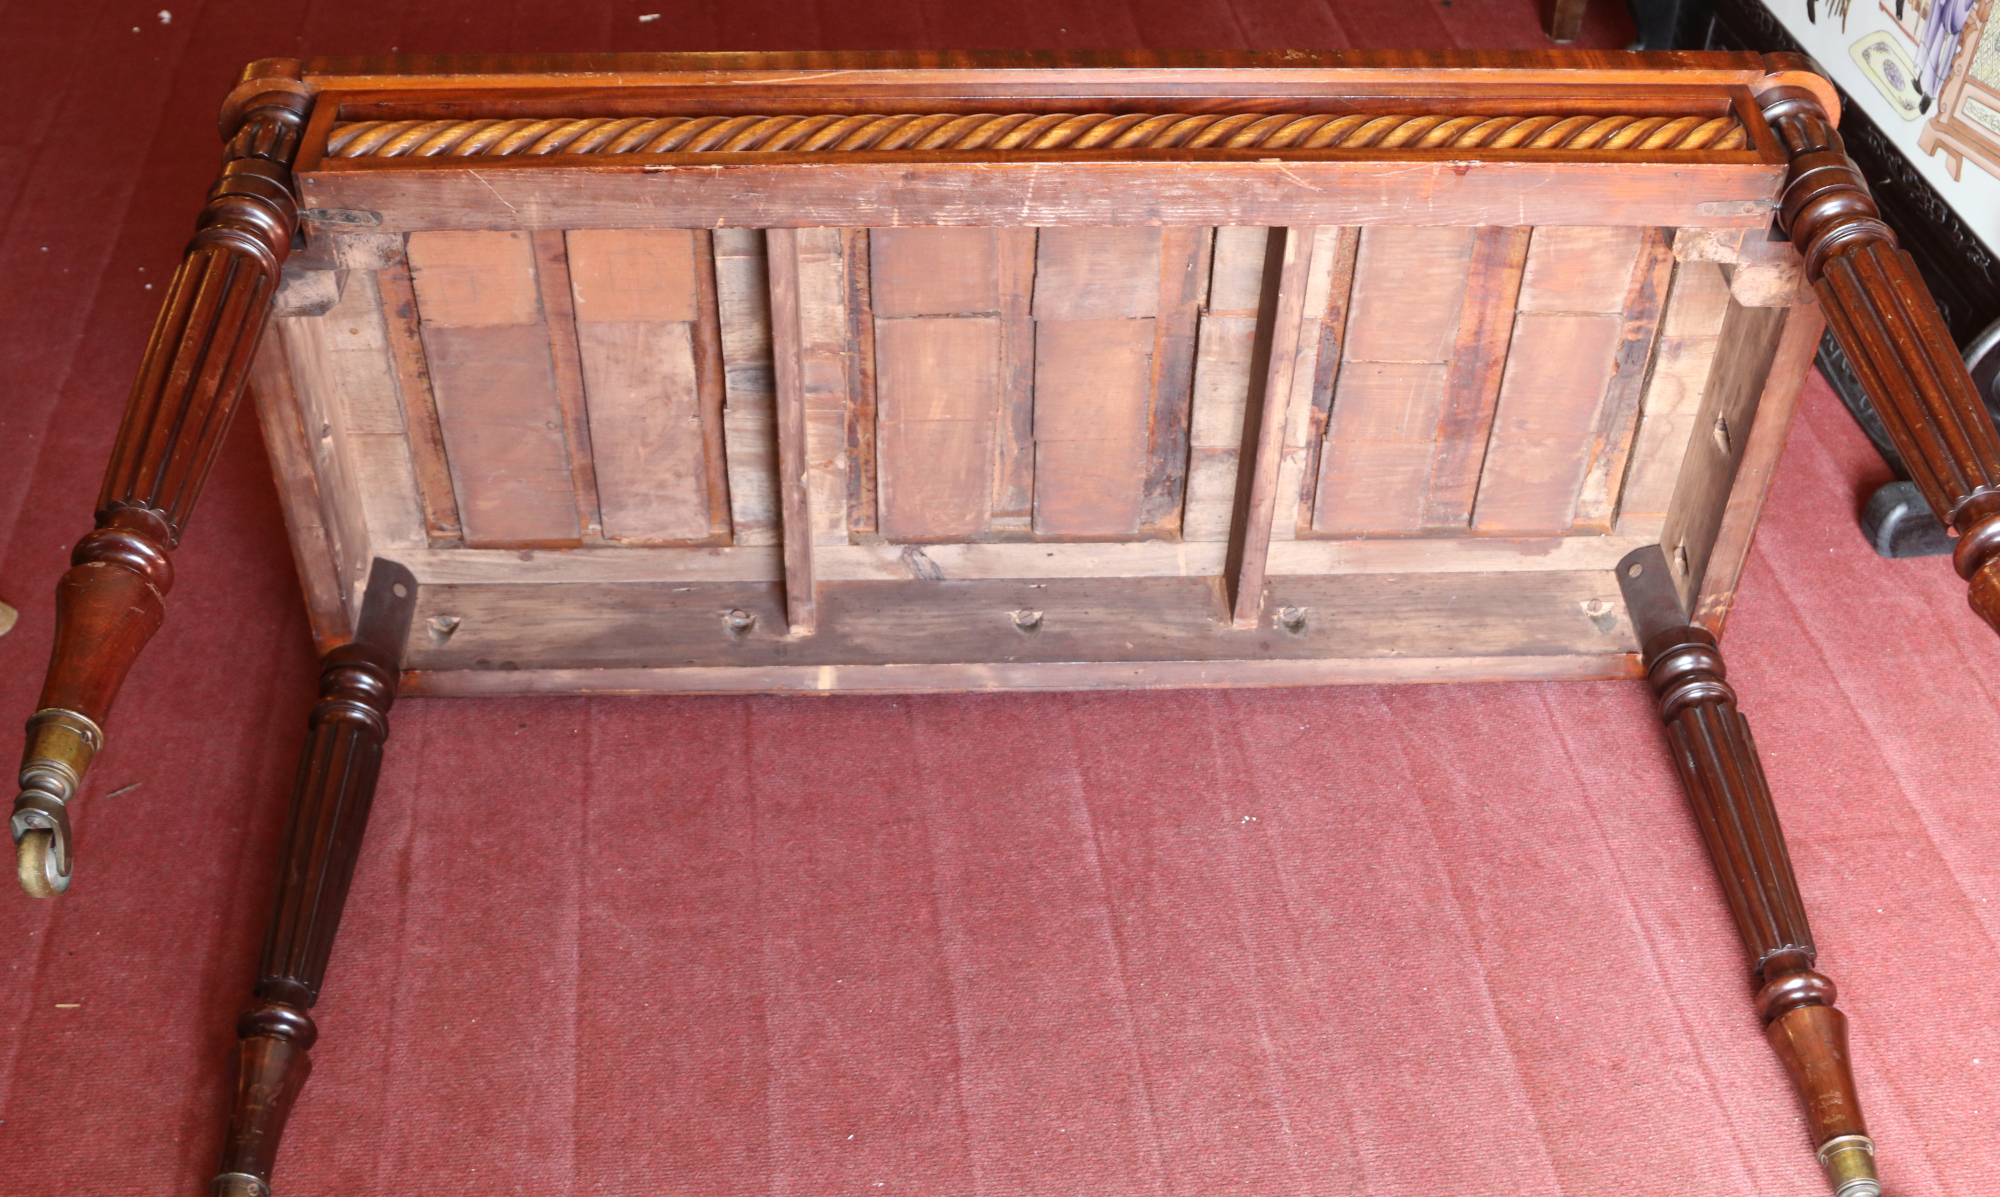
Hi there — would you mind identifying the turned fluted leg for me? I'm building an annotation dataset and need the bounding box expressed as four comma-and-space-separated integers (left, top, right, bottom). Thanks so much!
1619, 545, 1878, 1197
11, 59, 315, 896
213, 560, 415, 1197
1757, 56, 2000, 635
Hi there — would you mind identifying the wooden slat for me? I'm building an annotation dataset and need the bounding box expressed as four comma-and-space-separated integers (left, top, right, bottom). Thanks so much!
1033, 226, 1162, 320
1660, 295, 1786, 610
870, 226, 998, 315
250, 332, 350, 649
992, 227, 1039, 529
572, 321, 708, 542
693, 230, 734, 538
1291, 228, 1365, 535
874, 317, 1000, 539
565, 228, 698, 322
1182, 228, 1276, 543
1228, 227, 1316, 628
1273, 226, 1358, 543
766, 227, 816, 633
418, 325, 584, 546
377, 260, 462, 540
1694, 294, 1823, 631
404, 229, 542, 325
841, 228, 878, 536
309, 159, 1786, 237
1516, 225, 1645, 312
714, 228, 779, 545
796, 227, 853, 547
1419, 225, 1530, 528
1616, 259, 1734, 533
1032, 318, 1157, 537
1141, 228, 1208, 534
407, 230, 581, 547
1313, 225, 1476, 535
1468, 312, 1624, 533
402, 571, 1635, 675
532, 230, 602, 537
1469, 223, 1652, 534
1572, 226, 1677, 531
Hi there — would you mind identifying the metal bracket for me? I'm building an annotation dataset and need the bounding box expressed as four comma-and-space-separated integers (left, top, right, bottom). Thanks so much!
1616, 544, 1694, 653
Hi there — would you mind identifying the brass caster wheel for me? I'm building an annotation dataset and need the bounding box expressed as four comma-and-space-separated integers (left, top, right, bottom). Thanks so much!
17, 829, 67, 898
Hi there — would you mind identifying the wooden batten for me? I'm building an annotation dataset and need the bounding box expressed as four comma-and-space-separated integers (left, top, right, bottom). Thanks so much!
765, 228, 816, 633
1227, 226, 1318, 629
713, 228, 781, 549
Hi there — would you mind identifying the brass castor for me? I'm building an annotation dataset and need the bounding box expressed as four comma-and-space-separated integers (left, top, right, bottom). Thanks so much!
16, 828, 65, 898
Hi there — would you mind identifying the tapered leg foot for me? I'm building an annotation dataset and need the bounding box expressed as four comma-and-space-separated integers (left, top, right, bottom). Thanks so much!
1620, 547, 1879, 1196
209, 561, 413, 1197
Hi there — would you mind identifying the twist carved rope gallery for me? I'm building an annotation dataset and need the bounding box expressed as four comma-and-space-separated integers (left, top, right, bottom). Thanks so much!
325, 110, 1748, 157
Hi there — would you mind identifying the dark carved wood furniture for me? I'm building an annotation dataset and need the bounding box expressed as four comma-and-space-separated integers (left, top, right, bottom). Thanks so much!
15, 50, 1997, 1197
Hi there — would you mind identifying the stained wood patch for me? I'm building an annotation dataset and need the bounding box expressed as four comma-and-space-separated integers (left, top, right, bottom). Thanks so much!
1183, 228, 1275, 543
1572, 226, 1676, 531
870, 226, 1005, 541
992, 227, 1039, 528
1313, 225, 1477, 535
1419, 225, 1530, 529
1471, 224, 1647, 534
406, 230, 581, 547
1141, 227, 1211, 532
1031, 227, 1170, 537
874, 317, 1001, 539
1033, 318, 1157, 537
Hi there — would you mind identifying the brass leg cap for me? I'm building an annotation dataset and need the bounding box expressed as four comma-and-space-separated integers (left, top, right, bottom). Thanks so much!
1819, 1135, 1881, 1197
212, 1173, 270, 1197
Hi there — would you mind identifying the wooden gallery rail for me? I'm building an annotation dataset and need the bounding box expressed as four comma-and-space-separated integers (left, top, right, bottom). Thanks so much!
12, 50, 1997, 1197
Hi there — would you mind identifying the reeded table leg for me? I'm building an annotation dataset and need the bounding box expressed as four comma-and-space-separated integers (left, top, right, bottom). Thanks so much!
1619, 546, 1878, 1197
12, 59, 314, 896
212, 561, 415, 1197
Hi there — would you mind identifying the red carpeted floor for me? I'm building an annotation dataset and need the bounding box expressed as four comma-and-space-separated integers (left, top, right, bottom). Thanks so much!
4, 3, 1999, 1195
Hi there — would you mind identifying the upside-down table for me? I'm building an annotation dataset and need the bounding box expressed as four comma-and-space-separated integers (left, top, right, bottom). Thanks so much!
14, 49, 2000, 1197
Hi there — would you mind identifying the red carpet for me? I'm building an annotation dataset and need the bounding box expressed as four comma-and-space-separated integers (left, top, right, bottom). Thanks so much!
3, 3, 1998, 1195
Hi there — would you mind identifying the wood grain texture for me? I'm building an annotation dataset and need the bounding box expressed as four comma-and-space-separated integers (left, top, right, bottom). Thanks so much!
1660, 296, 1786, 609
407, 230, 580, 547
303, 160, 1785, 246
1693, 294, 1824, 632
1032, 318, 1157, 537
377, 260, 462, 541
1572, 226, 1676, 531
418, 325, 582, 546
841, 228, 878, 536
401, 569, 1635, 675
573, 321, 708, 542
1419, 225, 1531, 528
693, 230, 735, 538
530, 230, 602, 537
875, 317, 1001, 540
1314, 226, 1475, 535
404, 229, 541, 326
249, 333, 349, 650
766, 228, 815, 632
1033, 227, 1163, 320
714, 228, 779, 545
1617, 259, 1733, 533
796, 227, 854, 547
564, 228, 697, 323
1469, 312, 1623, 532
993, 227, 1039, 528
1182, 228, 1274, 543
870, 227, 998, 316
1140, 227, 1212, 531
1228, 227, 1315, 628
